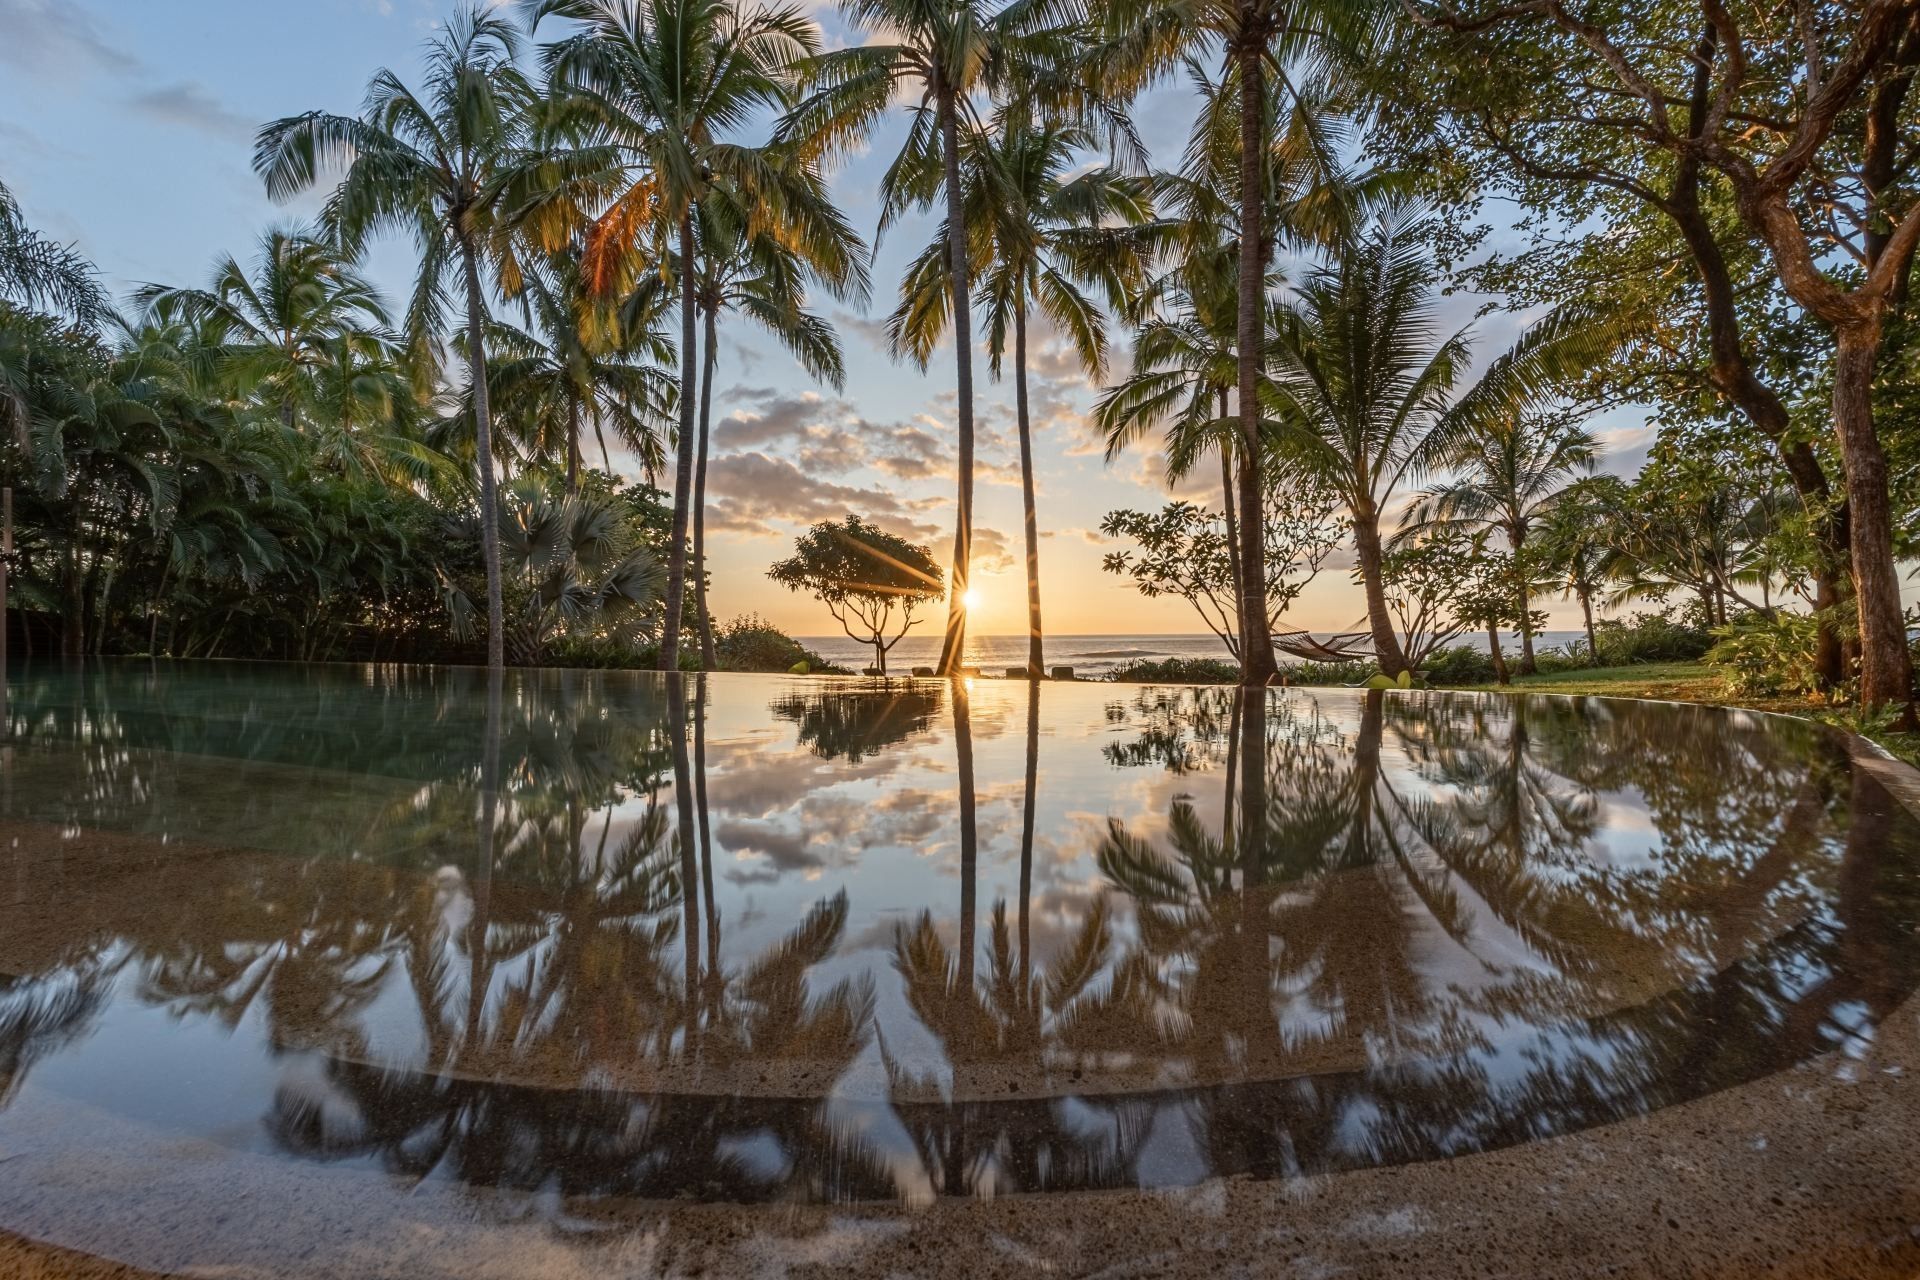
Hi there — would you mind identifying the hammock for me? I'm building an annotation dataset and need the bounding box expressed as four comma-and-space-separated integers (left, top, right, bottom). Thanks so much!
1271, 630, 1375, 663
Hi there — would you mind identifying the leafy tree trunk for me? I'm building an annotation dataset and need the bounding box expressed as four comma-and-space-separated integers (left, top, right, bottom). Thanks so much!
934, 79, 975, 677
694, 302, 719, 670
874, 638, 886, 675
1579, 587, 1599, 667
1014, 296, 1043, 676
1352, 506, 1408, 674
1488, 621, 1510, 685
1234, 34, 1279, 687
1833, 326, 1915, 721
659, 210, 700, 672
460, 236, 505, 671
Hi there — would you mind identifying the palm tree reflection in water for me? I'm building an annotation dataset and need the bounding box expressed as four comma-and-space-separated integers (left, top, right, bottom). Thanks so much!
1, 665, 1918, 1212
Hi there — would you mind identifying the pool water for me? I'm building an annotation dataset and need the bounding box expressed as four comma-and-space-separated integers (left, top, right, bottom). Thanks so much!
2, 661, 1918, 1272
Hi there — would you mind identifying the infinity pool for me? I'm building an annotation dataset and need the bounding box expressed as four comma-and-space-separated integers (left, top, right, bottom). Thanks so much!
2, 661, 1918, 1278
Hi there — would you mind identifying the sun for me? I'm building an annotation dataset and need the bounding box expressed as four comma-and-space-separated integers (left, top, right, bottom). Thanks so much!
960, 588, 983, 612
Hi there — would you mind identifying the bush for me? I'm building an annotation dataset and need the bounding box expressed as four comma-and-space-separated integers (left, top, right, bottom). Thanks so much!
714, 615, 848, 674
1105, 657, 1243, 684
1421, 645, 1497, 686
1284, 659, 1379, 687
1706, 612, 1823, 697
1589, 610, 1713, 665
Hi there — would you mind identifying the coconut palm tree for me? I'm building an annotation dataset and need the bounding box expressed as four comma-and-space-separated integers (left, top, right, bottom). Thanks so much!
891, 115, 1151, 676
531, 0, 857, 672
688, 193, 867, 668
1405, 413, 1596, 673
487, 248, 677, 493
0, 178, 104, 323
1537, 475, 1626, 666
779, 0, 1087, 674
256, 8, 611, 669
1267, 206, 1612, 675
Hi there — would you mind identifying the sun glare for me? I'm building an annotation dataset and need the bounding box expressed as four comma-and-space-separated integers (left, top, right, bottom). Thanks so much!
960, 588, 982, 612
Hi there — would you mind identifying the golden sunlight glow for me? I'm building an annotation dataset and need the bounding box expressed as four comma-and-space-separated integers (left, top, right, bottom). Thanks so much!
960, 588, 982, 612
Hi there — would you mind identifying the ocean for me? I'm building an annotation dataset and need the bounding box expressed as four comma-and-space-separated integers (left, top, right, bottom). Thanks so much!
797, 631, 1592, 678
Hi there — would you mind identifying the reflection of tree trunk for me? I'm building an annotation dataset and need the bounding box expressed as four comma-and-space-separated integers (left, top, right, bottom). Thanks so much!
667, 674, 701, 1019
1223, 688, 1241, 863
954, 677, 978, 991
695, 676, 719, 984
467, 667, 502, 1048
693, 303, 719, 671
1018, 679, 1039, 993
1014, 296, 1045, 675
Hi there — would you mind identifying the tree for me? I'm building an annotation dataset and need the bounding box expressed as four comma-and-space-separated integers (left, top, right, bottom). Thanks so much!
688, 194, 867, 670
1378, 526, 1475, 669
533, 0, 856, 673
1268, 206, 1611, 675
893, 115, 1151, 677
1397, 0, 1920, 720
1099, 471, 1343, 661
256, 8, 609, 670
0, 179, 104, 323
1407, 411, 1595, 673
768, 516, 943, 675
1537, 475, 1627, 667
781, 0, 1082, 675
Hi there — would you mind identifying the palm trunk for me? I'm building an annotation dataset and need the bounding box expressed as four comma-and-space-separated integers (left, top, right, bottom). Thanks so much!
934, 81, 976, 677
1352, 508, 1408, 674
1514, 525, 1537, 674
460, 237, 505, 671
1488, 622, 1510, 685
659, 210, 700, 672
1579, 586, 1599, 667
1219, 393, 1242, 652
1833, 327, 1916, 722
1235, 36, 1279, 686
694, 302, 719, 670
1014, 296, 1043, 676
565, 393, 581, 494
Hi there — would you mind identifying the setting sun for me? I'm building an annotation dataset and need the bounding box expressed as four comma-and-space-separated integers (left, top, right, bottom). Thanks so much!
960, 587, 982, 611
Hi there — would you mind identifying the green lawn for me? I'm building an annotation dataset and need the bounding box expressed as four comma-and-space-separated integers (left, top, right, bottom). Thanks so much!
1460, 661, 1748, 706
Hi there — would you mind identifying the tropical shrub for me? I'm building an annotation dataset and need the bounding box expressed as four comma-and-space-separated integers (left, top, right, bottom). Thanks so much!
1104, 658, 1243, 684
1422, 645, 1498, 686
1589, 611, 1713, 665
714, 615, 845, 674
1707, 612, 1824, 698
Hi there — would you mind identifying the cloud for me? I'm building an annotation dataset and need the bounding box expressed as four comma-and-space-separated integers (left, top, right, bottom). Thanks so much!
129, 83, 256, 143
0, 0, 138, 77
832, 309, 894, 352
705, 450, 939, 543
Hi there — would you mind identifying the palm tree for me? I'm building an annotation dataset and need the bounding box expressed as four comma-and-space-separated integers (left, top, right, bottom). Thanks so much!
1406, 413, 1596, 673
1538, 475, 1627, 667
488, 248, 677, 493
892, 116, 1151, 676
0, 178, 104, 323
256, 8, 608, 669
688, 193, 867, 669
1267, 207, 1610, 675
780, 0, 1082, 674
532, 0, 854, 672
1096, 0, 1378, 686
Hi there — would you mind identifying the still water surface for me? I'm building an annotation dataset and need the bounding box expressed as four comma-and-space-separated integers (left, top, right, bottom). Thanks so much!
1, 661, 1917, 1210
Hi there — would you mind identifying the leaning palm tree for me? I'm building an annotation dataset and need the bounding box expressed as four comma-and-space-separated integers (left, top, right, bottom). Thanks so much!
780, 0, 1086, 674
0, 178, 105, 323
893, 115, 1151, 676
1537, 474, 1628, 667
1405, 412, 1596, 673
532, 0, 857, 672
256, 8, 610, 669
1268, 206, 1611, 675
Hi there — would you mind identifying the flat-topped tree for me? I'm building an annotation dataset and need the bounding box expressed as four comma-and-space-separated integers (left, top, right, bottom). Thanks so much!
770, 516, 942, 676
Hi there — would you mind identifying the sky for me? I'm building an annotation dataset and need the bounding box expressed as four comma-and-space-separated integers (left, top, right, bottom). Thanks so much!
0, 0, 1660, 637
